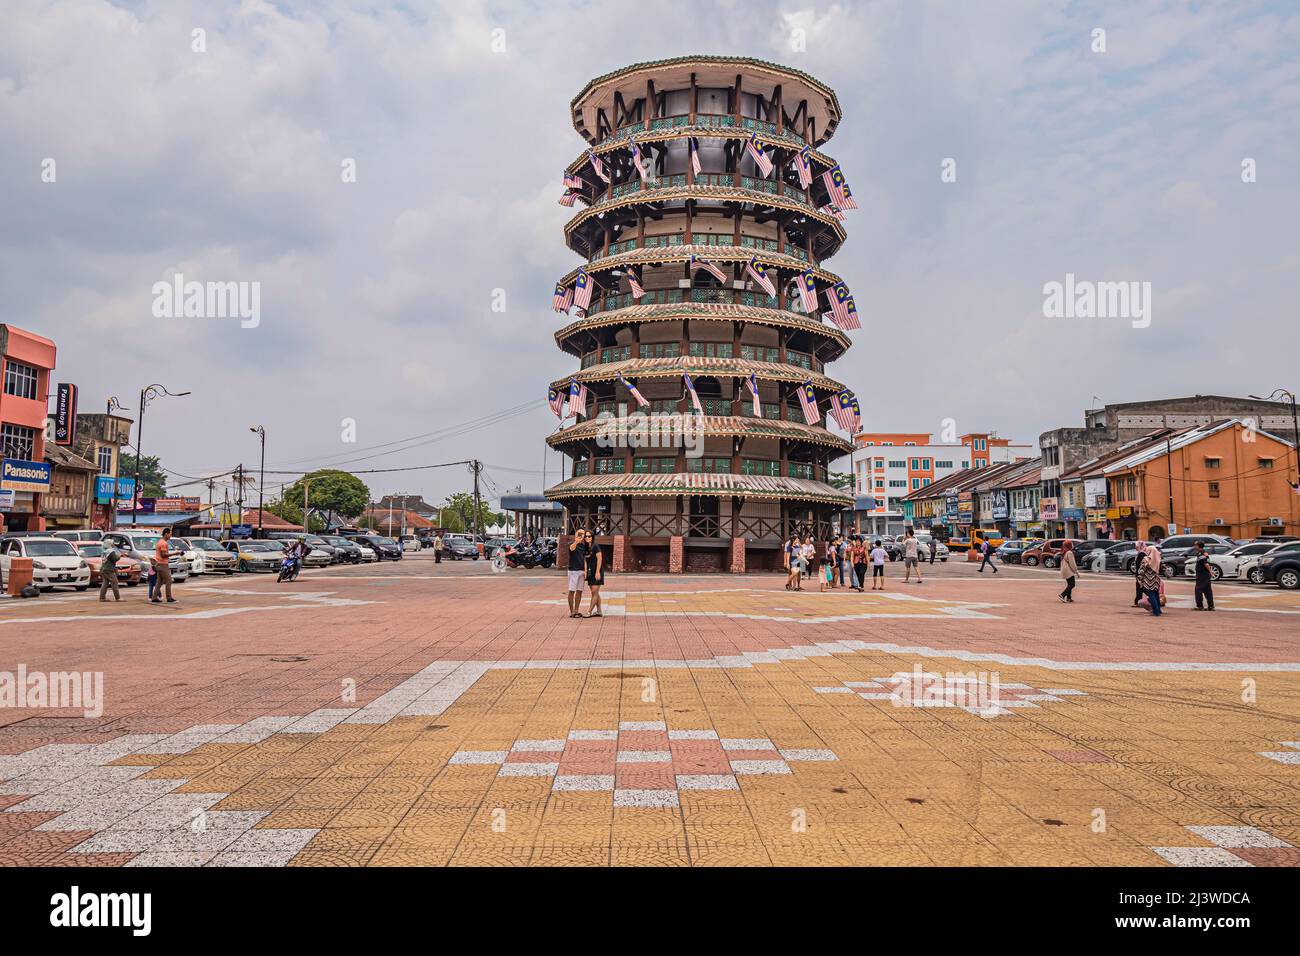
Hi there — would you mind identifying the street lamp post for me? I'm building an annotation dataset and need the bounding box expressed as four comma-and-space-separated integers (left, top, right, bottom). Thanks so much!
105, 396, 128, 530
249, 426, 266, 535
1249, 388, 1300, 490
131, 384, 190, 526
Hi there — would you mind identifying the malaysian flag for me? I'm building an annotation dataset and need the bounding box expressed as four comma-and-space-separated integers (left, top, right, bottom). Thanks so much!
793, 145, 813, 189
563, 173, 584, 189
568, 379, 589, 418
797, 380, 820, 425
627, 268, 645, 299
822, 164, 859, 209
829, 389, 860, 433
796, 269, 818, 314
825, 282, 861, 330
689, 137, 702, 176
617, 373, 649, 408
746, 373, 762, 416
690, 254, 729, 283
558, 191, 579, 207
629, 136, 649, 182
587, 150, 610, 183
818, 203, 847, 222
745, 257, 776, 296
548, 386, 567, 419
745, 133, 773, 177
572, 270, 593, 314
683, 373, 705, 415
551, 282, 573, 313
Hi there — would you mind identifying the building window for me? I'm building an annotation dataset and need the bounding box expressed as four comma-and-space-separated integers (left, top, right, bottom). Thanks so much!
1258, 457, 1275, 469
687, 457, 732, 474
923, 478, 931, 487
0, 423, 36, 459
1204, 457, 1221, 469
3, 361, 38, 401
889, 460, 905, 468
97, 445, 113, 475
935, 460, 953, 469
1208, 481, 1220, 498
889, 480, 906, 488
911, 478, 920, 490
788, 463, 813, 480
740, 459, 779, 477
593, 458, 625, 474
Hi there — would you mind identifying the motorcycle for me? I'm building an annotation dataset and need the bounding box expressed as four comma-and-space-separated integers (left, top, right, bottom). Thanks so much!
277, 553, 302, 583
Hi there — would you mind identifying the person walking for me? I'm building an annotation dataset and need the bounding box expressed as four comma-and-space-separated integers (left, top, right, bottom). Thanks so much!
1132, 541, 1148, 607
433, 531, 444, 564
566, 529, 590, 619
1192, 541, 1216, 611
1058, 540, 1078, 603
1137, 543, 1163, 616
928, 536, 937, 565
977, 537, 998, 573
783, 534, 799, 591
585, 538, 605, 617
152, 528, 176, 604
99, 546, 122, 602
870, 539, 888, 590
851, 537, 868, 592
902, 529, 924, 584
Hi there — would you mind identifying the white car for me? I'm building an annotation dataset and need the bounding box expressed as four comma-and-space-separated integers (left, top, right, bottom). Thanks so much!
399, 535, 422, 552
913, 535, 950, 562
0, 536, 92, 591
354, 543, 377, 562
175, 536, 237, 574
1239, 541, 1300, 585
101, 530, 190, 582
1184, 541, 1279, 581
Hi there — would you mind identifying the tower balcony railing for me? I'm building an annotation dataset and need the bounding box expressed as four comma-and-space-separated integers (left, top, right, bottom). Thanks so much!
591, 233, 811, 264
605, 113, 806, 146
585, 287, 823, 318
601, 172, 813, 208
575, 341, 820, 374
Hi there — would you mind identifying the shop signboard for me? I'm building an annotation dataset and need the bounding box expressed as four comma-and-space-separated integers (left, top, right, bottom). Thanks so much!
991, 490, 1009, 521
1, 458, 51, 493
1040, 497, 1059, 522
1083, 478, 1108, 508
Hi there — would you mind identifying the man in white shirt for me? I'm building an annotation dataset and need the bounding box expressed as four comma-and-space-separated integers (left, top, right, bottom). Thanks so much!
870, 540, 888, 590
902, 529, 923, 585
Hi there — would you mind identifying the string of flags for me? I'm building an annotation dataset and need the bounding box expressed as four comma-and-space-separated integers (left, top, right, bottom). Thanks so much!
744, 257, 776, 296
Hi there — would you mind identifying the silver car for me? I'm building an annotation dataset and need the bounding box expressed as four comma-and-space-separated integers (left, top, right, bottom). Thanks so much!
101, 530, 190, 582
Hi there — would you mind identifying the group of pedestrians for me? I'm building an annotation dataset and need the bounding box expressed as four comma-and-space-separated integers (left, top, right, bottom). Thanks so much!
1050, 537, 1216, 616
98, 526, 176, 605
782, 529, 930, 592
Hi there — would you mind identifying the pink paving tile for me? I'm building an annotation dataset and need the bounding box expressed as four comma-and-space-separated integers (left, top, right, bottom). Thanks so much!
1230, 848, 1300, 867
618, 731, 670, 750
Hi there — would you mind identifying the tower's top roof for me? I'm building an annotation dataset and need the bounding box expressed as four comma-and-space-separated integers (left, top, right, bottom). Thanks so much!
571, 55, 842, 147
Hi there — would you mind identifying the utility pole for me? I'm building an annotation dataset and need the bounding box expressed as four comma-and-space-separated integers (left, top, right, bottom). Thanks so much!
236, 464, 245, 531
302, 477, 311, 534
472, 460, 483, 540
1166, 434, 1175, 538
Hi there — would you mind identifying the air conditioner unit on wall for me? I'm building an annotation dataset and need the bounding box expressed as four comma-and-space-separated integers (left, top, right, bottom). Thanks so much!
1268, 517, 1283, 526
1212, 518, 1225, 526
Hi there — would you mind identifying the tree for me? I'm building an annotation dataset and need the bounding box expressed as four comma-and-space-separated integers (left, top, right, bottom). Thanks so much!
278, 470, 370, 529
441, 492, 502, 535
119, 453, 168, 497
828, 471, 855, 494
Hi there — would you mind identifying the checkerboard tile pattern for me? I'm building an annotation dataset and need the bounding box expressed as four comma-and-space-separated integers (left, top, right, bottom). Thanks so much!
1152, 825, 1296, 867
813, 676, 1086, 718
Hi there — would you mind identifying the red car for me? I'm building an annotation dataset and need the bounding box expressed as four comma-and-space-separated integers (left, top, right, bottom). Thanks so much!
74, 542, 142, 587
1020, 538, 1084, 569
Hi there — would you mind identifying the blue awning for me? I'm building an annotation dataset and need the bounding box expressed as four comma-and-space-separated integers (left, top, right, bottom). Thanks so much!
113, 512, 201, 528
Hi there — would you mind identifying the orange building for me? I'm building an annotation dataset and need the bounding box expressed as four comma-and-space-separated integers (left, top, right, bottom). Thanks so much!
0, 325, 57, 533
1076, 420, 1299, 541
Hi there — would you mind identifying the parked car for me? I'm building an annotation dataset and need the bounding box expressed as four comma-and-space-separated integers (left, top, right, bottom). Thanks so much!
53, 529, 104, 543
1187, 541, 1280, 581
221, 540, 283, 573
0, 536, 92, 591
270, 538, 333, 568
398, 535, 422, 552
1146, 535, 1236, 577
1020, 539, 1083, 568
354, 535, 403, 560
319, 535, 364, 563
73, 542, 142, 587
353, 542, 377, 562
912, 534, 949, 562
443, 535, 480, 560
1253, 541, 1300, 588
1090, 542, 1140, 572
174, 536, 237, 575
1073, 540, 1117, 565
1160, 542, 1233, 578
995, 540, 1037, 564
101, 530, 190, 582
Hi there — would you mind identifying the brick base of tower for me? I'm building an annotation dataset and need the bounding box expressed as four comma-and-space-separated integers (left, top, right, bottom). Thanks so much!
729, 537, 746, 574
669, 535, 684, 573
612, 535, 629, 573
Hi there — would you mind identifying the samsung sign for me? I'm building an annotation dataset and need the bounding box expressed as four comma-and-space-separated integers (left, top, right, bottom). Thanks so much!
1, 458, 52, 493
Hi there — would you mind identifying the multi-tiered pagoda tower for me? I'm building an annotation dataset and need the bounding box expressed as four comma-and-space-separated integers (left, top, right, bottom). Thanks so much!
546, 56, 857, 573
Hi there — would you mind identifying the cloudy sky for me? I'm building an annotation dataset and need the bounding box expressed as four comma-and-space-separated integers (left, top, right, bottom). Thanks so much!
3, 0, 1298, 508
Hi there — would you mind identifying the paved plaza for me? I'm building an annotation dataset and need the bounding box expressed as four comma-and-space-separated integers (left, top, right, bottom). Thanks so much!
2, 555, 1298, 867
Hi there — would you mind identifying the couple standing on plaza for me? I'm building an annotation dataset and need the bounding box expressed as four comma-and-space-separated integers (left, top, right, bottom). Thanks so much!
98, 526, 176, 605
564, 529, 604, 618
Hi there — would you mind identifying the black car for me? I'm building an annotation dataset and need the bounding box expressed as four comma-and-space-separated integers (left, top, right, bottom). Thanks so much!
1258, 542, 1300, 590
319, 535, 363, 564
354, 534, 403, 560
444, 536, 480, 560
1093, 542, 1142, 572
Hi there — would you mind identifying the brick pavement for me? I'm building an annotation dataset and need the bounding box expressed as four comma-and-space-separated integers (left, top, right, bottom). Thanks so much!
1, 556, 1298, 866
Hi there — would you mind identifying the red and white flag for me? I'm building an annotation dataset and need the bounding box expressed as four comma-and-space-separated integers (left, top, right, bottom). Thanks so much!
558, 191, 579, 207
630, 136, 649, 182
797, 380, 820, 425
551, 282, 573, 313
689, 137, 702, 176
568, 379, 590, 418
824, 282, 861, 330
818, 203, 847, 222
548, 386, 567, 419
793, 146, 813, 189
563, 173, 584, 190
822, 164, 858, 209
746, 373, 762, 416
829, 389, 860, 433
572, 270, 593, 313
618, 373, 649, 408
796, 270, 818, 314
683, 373, 705, 415
690, 254, 728, 283
587, 150, 610, 184
746, 133, 773, 177
744, 257, 776, 297
627, 268, 645, 300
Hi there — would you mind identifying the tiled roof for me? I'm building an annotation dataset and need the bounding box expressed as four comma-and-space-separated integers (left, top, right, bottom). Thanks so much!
551, 356, 846, 392
545, 471, 853, 505
562, 244, 842, 289
554, 302, 850, 354
45, 445, 98, 471
547, 414, 854, 454
566, 184, 845, 245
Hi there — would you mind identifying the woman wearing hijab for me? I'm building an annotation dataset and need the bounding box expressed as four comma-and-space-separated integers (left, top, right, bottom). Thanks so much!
1132, 541, 1148, 607
1137, 541, 1163, 616
1058, 540, 1079, 603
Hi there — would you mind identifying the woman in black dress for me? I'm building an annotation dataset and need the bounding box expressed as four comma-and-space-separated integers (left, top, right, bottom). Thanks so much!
585, 542, 605, 617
